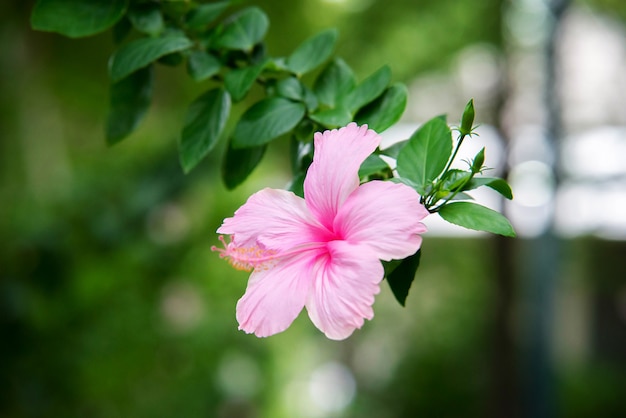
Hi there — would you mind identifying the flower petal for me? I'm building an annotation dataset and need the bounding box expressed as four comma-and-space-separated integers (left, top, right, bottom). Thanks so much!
217, 188, 327, 252
236, 252, 314, 337
305, 240, 383, 340
303, 123, 381, 229
334, 180, 428, 261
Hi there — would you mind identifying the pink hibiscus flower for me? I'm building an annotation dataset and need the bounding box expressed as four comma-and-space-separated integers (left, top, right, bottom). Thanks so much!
213, 123, 428, 340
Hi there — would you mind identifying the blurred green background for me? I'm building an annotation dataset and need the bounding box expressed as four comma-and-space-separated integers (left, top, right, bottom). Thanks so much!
1, 0, 625, 417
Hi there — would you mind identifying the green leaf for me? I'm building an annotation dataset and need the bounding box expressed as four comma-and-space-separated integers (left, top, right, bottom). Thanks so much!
441, 169, 472, 191
106, 65, 153, 145
288, 172, 306, 198
109, 34, 193, 82
465, 177, 513, 199
31, 0, 128, 38
302, 85, 319, 112
396, 117, 452, 194
185, 1, 230, 31
128, 3, 164, 36
224, 61, 266, 102
438, 202, 516, 237
222, 141, 267, 189
215, 7, 269, 51
344, 65, 391, 112
385, 250, 421, 306
290, 135, 314, 172
358, 154, 389, 179
232, 98, 306, 148
380, 139, 408, 159
354, 83, 407, 132
313, 58, 356, 107
186, 50, 221, 81
286, 29, 338, 76
309, 107, 352, 128
179, 88, 231, 173
276, 77, 304, 101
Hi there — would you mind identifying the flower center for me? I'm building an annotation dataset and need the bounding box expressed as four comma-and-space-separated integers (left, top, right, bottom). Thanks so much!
211, 235, 278, 272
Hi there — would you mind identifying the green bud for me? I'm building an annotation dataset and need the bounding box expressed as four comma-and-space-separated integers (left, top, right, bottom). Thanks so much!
460, 99, 475, 136
472, 147, 485, 173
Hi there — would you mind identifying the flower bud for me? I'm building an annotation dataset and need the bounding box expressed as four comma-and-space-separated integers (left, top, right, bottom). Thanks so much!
460, 99, 475, 136
471, 147, 485, 173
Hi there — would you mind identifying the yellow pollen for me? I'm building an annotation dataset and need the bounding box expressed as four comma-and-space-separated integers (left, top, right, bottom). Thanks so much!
211, 235, 277, 272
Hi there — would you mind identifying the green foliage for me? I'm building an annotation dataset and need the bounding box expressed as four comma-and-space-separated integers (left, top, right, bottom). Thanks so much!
109, 34, 193, 82
186, 50, 221, 82
222, 142, 267, 189
314, 58, 356, 107
31, 0, 128, 38
232, 98, 306, 148
224, 61, 266, 102
214, 7, 269, 51
275, 77, 305, 101
29, 0, 414, 182
106, 65, 153, 145
354, 83, 408, 132
128, 2, 164, 36
286, 29, 338, 76
185, 1, 230, 31
384, 250, 422, 306
179, 88, 231, 173
345, 65, 391, 112
397, 117, 453, 195
358, 154, 390, 179
438, 202, 516, 237
466, 177, 513, 199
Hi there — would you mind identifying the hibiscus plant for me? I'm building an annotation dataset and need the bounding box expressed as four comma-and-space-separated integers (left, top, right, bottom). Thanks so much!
31, 0, 515, 339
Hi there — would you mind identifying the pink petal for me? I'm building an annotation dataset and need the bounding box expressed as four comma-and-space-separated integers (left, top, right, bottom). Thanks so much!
217, 188, 328, 252
305, 240, 383, 340
334, 180, 428, 261
303, 123, 381, 229
236, 252, 315, 337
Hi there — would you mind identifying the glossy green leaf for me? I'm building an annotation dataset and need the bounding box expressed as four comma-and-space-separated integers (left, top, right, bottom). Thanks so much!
380, 139, 408, 159
222, 142, 267, 189
441, 169, 472, 191
276, 77, 304, 101
224, 61, 265, 102
344, 65, 391, 112
288, 172, 306, 198
309, 107, 352, 128
286, 29, 338, 76
31, 0, 128, 38
186, 50, 221, 81
179, 88, 231, 173
358, 154, 389, 179
438, 202, 516, 237
354, 83, 407, 132
465, 177, 513, 199
185, 1, 229, 30
313, 58, 356, 107
290, 135, 314, 172
215, 7, 269, 51
106, 65, 153, 145
109, 34, 193, 82
232, 98, 306, 148
385, 250, 421, 306
396, 117, 452, 194
128, 3, 163, 35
